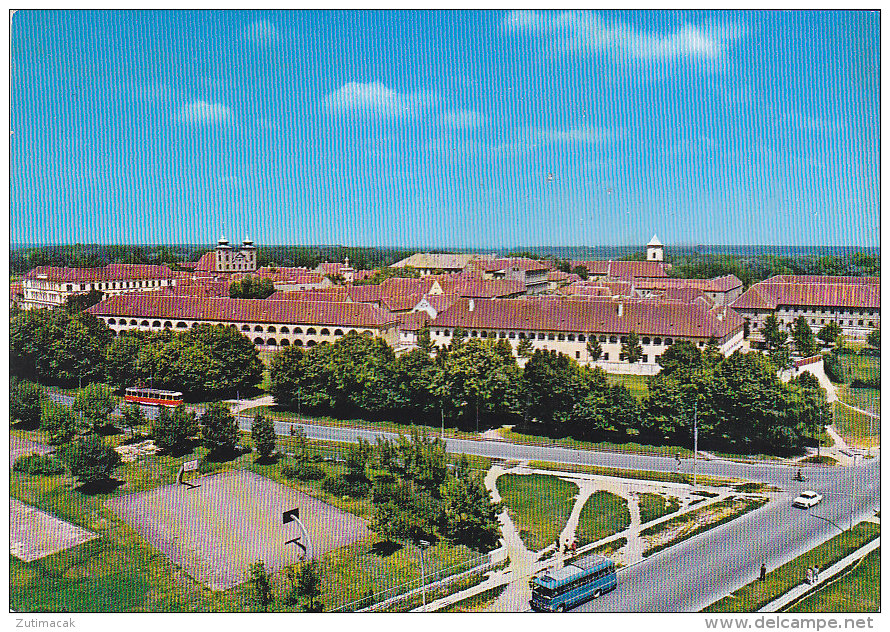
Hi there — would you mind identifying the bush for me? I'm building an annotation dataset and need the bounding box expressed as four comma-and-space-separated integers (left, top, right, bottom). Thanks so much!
850, 377, 880, 390
321, 474, 370, 497
859, 347, 880, 357
282, 458, 325, 481
13, 452, 65, 476
822, 353, 844, 384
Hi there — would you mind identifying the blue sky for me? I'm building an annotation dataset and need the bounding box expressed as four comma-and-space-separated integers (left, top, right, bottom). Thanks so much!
10, 9, 880, 248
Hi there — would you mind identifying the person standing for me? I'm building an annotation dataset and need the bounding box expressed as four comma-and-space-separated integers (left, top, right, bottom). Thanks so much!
760, 563, 767, 581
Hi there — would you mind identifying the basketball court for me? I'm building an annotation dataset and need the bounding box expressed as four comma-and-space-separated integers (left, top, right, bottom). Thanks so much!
105, 469, 370, 590
10, 498, 98, 562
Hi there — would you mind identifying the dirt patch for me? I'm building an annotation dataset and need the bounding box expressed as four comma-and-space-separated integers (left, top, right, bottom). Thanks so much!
105, 469, 369, 590
10, 499, 98, 562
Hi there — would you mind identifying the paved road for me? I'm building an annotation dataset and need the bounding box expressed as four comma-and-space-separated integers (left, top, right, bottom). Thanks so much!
573, 456, 880, 612
48, 391, 862, 488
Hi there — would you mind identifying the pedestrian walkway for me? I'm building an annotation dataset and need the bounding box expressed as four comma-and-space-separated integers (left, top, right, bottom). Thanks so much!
757, 538, 881, 612
834, 399, 880, 420
226, 395, 274, 414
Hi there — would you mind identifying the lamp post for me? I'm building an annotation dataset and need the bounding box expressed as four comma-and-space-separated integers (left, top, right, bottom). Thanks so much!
419, 539, 430, 609
693, 400, 698, 489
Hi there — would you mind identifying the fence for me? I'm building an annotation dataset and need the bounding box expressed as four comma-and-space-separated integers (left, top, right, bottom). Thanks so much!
331, 549, 503, 612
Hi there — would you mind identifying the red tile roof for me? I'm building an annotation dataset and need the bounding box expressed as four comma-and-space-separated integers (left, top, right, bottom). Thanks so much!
634, 274, 743, 292
474, 257, 549, 273
573, 260, 669, 279
397, 311, 431, 331
87, 294, 397, 327
731, 280, 880, 310
268, 288, 350, 302
23, 264, 177, 283
432, 297, 742, 338
194, 252, 216, 272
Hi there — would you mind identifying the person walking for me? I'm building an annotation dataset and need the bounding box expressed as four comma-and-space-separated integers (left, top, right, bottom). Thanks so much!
760, 563, 766, 581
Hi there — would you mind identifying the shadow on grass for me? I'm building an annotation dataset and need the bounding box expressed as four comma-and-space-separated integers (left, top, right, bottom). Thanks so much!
254, 453, 281, 466
370, 541, 403, 557
76, 478, 126, 495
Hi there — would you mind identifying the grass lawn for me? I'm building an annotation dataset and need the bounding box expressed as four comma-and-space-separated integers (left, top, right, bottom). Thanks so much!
833, 403, 880, 449
703, 521, 880, 613
499, 428, 695, 458
496, 474, 578, 551
638, 492, 681, 525
605, 373, 650, 399
799, 456, 838, 465
786, 548, 880, 613
574, 491, 631, 546
528, 459, 739, 488
240, 405, 481, 441
439, 583, 508, 612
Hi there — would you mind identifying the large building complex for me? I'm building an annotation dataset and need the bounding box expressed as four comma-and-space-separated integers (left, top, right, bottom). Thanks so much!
88, 294, 400, 348
20, 264, 179, 309
731, 275, 880, 343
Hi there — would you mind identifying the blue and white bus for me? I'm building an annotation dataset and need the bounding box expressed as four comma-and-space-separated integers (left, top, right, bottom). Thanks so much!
530, 554, 617, 612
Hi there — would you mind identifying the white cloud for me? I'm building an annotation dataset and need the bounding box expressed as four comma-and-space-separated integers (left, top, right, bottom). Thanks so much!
504, 10, 742, 63
443, 109, 484, 129
245, 19, 279, 45
178, 100, 232, 124
325, 81, 426, 117
542, 124, 620, 144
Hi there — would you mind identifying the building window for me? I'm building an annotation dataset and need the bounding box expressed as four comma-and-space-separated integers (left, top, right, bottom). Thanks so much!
548, 333, 555, 340
643, 355, 648, 363
603, 353, 609, 361
509, 332, 516, 339
620, 336, 627, 343
699, 340, 705, 347
653, 337, 662, 345
576, 351, 581, 359
568, 334, 575, 342
538, 333, 545, 340
480, 330, 488, 338
280, 326, 290, 334
320, 328, 330, 335
869, 321, 874, 327
665, 338, 673, 345
642, 337, 651, 345
444, 329, 450, 336
254, 325, 263, 332
578, 334, 586, 342
557, 334, 565, 341
859, 320, 863, 326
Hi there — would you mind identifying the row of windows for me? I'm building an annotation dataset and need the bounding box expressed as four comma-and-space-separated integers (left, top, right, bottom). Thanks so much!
753, 318, 875, 329
555, 567, 614, 595
433, 329, 682, 347
784, 307, 874, 316
63, 280, 167, 292
106, 319, 378, 337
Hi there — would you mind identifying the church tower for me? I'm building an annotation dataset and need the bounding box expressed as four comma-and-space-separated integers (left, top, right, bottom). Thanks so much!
647, 235, 664, 262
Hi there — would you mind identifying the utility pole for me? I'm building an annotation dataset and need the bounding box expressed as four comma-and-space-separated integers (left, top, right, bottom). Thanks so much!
849, 453, 859, 531
692, 400, 698, 489
419, 540, 430, 609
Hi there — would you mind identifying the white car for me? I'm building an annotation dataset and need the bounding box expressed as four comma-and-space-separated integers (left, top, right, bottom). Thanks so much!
793, 491, 824, 508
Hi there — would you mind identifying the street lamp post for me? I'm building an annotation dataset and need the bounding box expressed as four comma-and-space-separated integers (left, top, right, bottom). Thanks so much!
849, 454, 860, 531
419, 539, 430, 609
693, 400, 698, 489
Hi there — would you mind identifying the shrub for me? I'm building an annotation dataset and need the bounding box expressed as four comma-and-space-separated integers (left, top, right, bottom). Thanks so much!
13, 452, 65, 476
282, 458, 325, 481
321, 474, 370, 497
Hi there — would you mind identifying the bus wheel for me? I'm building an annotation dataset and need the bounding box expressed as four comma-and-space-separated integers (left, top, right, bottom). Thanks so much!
593, 589, 602, 599
556, 604, 566, 613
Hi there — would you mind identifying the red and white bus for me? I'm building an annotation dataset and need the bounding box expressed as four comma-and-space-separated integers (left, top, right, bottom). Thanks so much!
124, 387, 184, 407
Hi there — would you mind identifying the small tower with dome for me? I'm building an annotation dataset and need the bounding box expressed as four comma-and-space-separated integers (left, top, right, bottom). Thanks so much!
647, 234, 664, 262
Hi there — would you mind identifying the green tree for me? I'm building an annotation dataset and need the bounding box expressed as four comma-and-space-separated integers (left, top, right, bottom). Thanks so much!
867, 328, 880, 350
586, 336, 603, 362
230, 276, 276, 299
248, 560, 273, 612
817, 322, 842, 347
58, 433, 121, 487
151, 405, 198, 454
11, 380, 43, 428
181, 324, 263, 394
105, 332, 145, 389
657, 340, 703, 376
791, 316, 818, 357
761, 314, 787, 351
571, 264, 590, 280
441, 455, 501, 551
52, 312, 113, 386
251, 411, 277, 460
41, 403, 83, 445
292, 560, 322, 612
72, 383, 118, 432
516, 335, 534, 359
621, 331, 643, 364
63, 290, 104, 313
417, 323, 433, 355
200, 402, 241, 456
120, 402, 147, 438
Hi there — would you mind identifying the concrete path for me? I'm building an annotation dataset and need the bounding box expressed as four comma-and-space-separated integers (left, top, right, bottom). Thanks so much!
558, 480, 598, 550
225, 395, 274, 414
758, 537, 881, 612
835, 399, 880, 420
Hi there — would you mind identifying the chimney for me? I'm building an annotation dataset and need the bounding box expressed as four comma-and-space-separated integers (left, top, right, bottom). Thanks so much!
617, 302, 623, 317
468, 298, 475, 312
